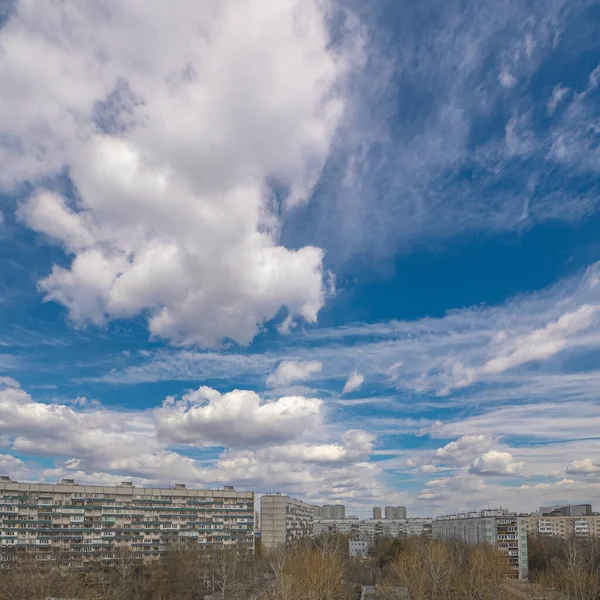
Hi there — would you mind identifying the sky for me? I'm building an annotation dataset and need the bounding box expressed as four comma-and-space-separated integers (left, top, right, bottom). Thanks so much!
0, 0, 600, 518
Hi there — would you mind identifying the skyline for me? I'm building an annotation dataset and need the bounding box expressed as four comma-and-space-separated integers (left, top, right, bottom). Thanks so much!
1, 0, 600, 518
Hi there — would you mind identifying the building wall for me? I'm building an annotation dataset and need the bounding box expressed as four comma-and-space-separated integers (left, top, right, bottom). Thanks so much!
320, 505, 345, 519
433, 510, 528, 580
0, 479, 254, 565
313, 518, 432, 541
384, 506, 407, 520
522, 515, 600, 538
260, 494, 315, 551
349, 540, 370, 558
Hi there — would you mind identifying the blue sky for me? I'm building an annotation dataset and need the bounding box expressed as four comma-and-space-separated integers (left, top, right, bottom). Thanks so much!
1, 0, 600, 517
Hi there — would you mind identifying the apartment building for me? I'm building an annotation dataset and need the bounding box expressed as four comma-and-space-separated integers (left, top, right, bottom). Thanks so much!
313, 518, 432, 541
0, 477, 254, 564
260, 494, 316, 550
319, 504, 345, 519
372, 507, 382, 519
384, 506, 407, 520
522, 515, 600, 538
433, 509, 528, 580
539, 504, 592, 517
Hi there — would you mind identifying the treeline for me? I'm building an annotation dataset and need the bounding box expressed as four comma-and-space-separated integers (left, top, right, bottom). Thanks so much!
527, 534, 600, 600
0, 535, 598, 600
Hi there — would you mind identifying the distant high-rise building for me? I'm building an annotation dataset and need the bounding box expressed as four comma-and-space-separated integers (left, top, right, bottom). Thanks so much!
539, 504, 592, 517
384, 506, 406, 520
373, 507, 382, 519
260, 494, 316, 550
320, 504, 345, 519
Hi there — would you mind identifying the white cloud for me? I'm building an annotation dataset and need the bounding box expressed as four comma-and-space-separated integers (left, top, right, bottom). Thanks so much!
418, 464, 439, 474
469, 451, 525, 476
266, 360, 322, 388
0, 377, 20, 389
0, 453, 29, 479
155, 386, 322, 447
201, 432, 383, 503
91, 261, 600, 412
342, 371, 364, 394
434, 434, 493, 465
415, 473, 600, 514
0, 380, 392, 508
439, 303, 598, 394
4, 0, 362, 347
431, 402, 600, 442
547, 84, 570, 115
566, 458, 600, 475
499, 68, 517, 88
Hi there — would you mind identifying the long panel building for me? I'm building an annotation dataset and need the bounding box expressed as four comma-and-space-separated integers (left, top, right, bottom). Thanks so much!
313, 517, 432, 540
522, 514, 600, 538
433, 509, 528, 580
0, 477, 254, 564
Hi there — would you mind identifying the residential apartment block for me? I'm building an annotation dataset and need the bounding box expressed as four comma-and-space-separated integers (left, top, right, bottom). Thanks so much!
372, 507, 382, 519
384, 506, 406, 520
433, 509, 528, 580
313, 518, 432, 541
522, 515, 600, 538
260, 494, 316, 550
0, 477, 254, 564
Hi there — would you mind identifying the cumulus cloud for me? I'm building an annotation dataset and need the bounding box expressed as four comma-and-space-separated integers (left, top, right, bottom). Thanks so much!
342, 371, 364, 394
0, 380, 388, 506
434, 434, 493, 465
0, 377, 20, 389
202, 432, 382, 502
469, 451, 525, 476
0, 453, 29, 479
155, 386, 322, 447
266, 360, 322, 388
566, 458, 600, 475
4, 0, 361, 346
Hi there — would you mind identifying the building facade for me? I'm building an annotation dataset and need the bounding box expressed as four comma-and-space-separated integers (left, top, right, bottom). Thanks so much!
433, 509, 528, 580
373, 507, 382, 520
384, 506, 406, 520
319, 505, 345, 519
260, 494, 315, 550
0, 477, 254, 565
349, 539, 370, 558
313, 518, 431, 541
522, 515, 600, 538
